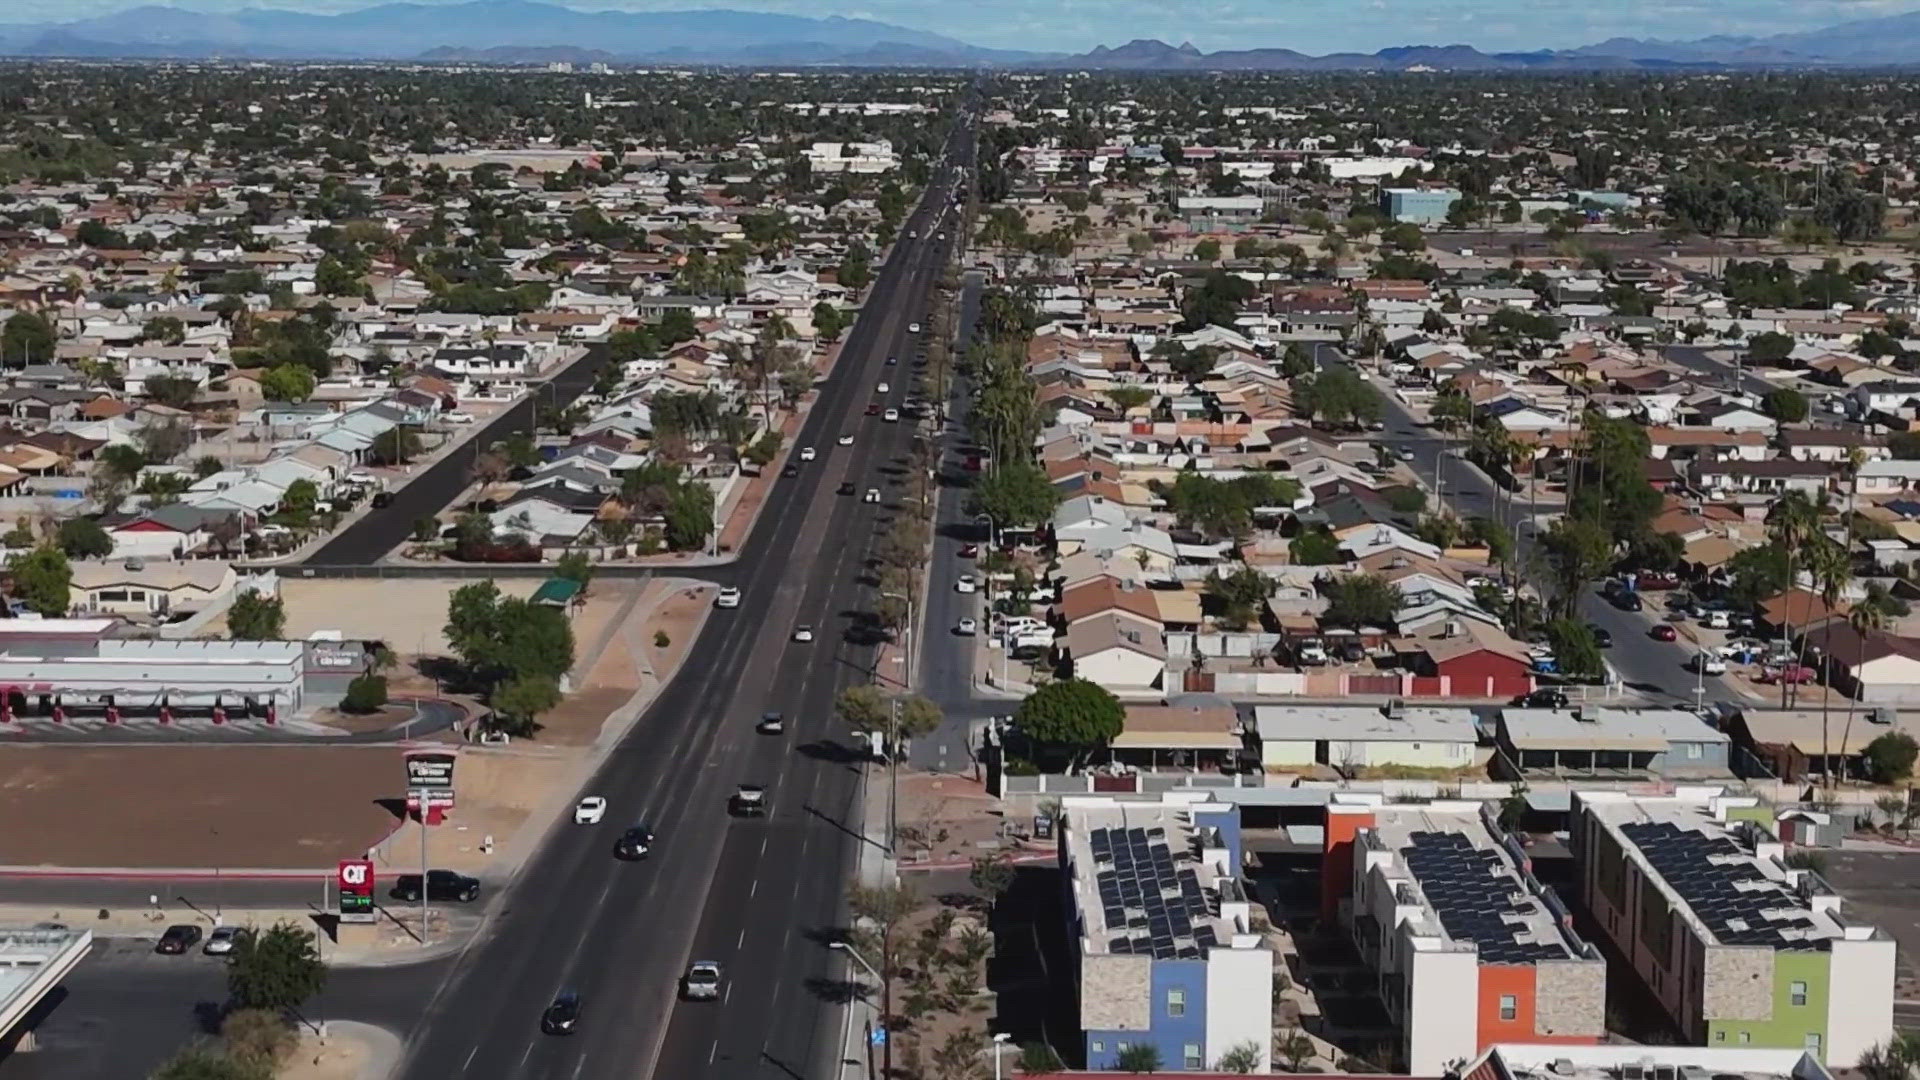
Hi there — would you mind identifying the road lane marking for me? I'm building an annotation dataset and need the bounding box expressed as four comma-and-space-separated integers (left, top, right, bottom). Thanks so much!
750, 879, 758, 898
520, 1043, 534, 1070
738, 927, 747, 950
464, 1048, 478, 1071
710, 1041, 720, 1065
570, 1057, 588, 1080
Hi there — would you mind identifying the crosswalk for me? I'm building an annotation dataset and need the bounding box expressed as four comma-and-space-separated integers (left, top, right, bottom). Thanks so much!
0, 715, 338, 738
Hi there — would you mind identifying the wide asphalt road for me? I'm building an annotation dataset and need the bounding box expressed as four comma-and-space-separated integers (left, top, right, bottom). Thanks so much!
302, 346, 611, 567
387, 124, 975, 1080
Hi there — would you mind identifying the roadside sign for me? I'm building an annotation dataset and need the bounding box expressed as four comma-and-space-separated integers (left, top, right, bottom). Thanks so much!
870, 1028, 888, 1047
337, 859, 376, 923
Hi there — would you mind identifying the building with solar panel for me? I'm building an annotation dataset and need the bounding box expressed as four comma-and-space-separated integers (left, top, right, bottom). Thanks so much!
1341, 799, 1607, 1073
1571, 791, 1894, 1067
1058, 793, 1272, 1073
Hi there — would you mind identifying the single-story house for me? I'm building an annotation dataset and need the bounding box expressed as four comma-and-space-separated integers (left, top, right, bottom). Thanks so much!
1253, 702, 1477, 772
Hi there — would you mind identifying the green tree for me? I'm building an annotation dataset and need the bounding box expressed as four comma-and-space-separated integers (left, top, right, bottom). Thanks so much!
1013, 679, 1125, 759
370, 427, 423, 466
56, 517, 113, 559
1542, 516, 1614, 619
1293, 366, 1382, 428
1105, 385, 1154, 413
1749, 331, 1796, 363
1192, 237, 1221, 262
444, 580, 575, 688
1322, 572, 1403, 629
228, 591, 286, 640
145, 375, 201, 409
836, 683, 891, 733
1, 312, 55, 365
259, 364, 316, 403
99, 443, 147, 485
967, 459, 1057, 531
491, 673, 561, 735
1762, 387, 1809, 423
554, 551, 592, 587
1115, 1044, 1163, 1073
226, 922, 326, 1014
1204, 565, 1277, 630
1289, 527, 1344, 566
149, 1046, 271, 1080
341, 674, 389, 713
1865, 732, 1920, 784
1215, 1041, 1264, 1073
1545, 619, 1605, 681
812, 301, 845, 342
968, 854, 1015, 904
8, 546, 70, 616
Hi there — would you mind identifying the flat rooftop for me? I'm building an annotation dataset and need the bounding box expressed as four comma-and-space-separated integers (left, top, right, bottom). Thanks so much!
1587, 799, 1844, 950
1066, 802, 1234, 961
1255, 704, 1477, 743
0, 926, 93, 1028
1369, 804, 1584, 964
1501, 708, 1728, 752
1490, 1042, 1832, 1080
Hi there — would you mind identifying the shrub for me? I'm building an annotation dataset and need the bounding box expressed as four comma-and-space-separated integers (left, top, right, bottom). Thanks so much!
341, 674, 389, 714
653, 630, 670, 648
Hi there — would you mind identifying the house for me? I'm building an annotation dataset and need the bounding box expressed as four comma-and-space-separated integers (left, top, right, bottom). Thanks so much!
107, 503, 244, 560
1495, 707, 1731, 779
1108, 702, 1244, 772
1404, 618, 1535, 698
1801, 620, 1920, 705
1252, 702, 1478, 771
69, 560, 239, 617
1058, 576, 1164, 630
1063, 615, 1165, 691
1855, 459, 1920, 496
1726, 706, 1920, 781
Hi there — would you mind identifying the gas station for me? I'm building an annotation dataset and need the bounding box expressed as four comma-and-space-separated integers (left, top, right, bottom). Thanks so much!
0, 927, 92, 1052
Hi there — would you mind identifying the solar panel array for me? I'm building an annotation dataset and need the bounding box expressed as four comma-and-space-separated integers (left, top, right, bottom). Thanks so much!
1089, 825, 1219, 960
1620, 821, 1827, 952
1402, 831, 1573, 964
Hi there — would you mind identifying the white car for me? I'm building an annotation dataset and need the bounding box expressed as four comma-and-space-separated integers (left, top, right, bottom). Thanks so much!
883, 408, 899, 423
447, 412, 475, 425
683, 961, 724, 1001
877, 382, 890, 394
793, 626, 815, 643
1697, 652, 1728, 676
574, 796, 608, 825
203, 926, 239, 956
714, 587, 741, 609
908, 322, 922, 334
886, 356, 898, 366
837, 433, 855, 446
954, 617, 978, 636
955, 574, 978, 594
799, 447, 817, 462
864, 488, 880, 504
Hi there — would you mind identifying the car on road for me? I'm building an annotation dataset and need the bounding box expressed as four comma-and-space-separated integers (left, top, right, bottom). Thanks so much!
1516, 688, 1568, 709
908, 322, 922, 334
1396, 448, 1414, 461
792, 626, 815, 643
863, 488, 880, 503
729, 785, 768, 818
156, 925, 202, 955
799, 447, 817, 461
574, 796, 608, 825
836, 481, 855, 496
541, 991, 582, 1035
782, 463, 798, 477
203, 926, 239, 956
956, 544, 978, 559
757, 712, 786, 734
392, 870, 481, 903
877, 382, 890, 394
883, 408, 899, 423
714, 587, 741, 609
683, 961, 724, 1001
1612, 591, 1644, 612
886, 356, 897, 366
1650, 624, 1678, 642
371, 492, 394, 509
954, 617, 977, 636
955, 574, 978, 593
838, 433, 855, 446
614, 826, 654, 860
865, 402, 880, 416
1695, 652, 1728, 676
1587, 624, 1613, 648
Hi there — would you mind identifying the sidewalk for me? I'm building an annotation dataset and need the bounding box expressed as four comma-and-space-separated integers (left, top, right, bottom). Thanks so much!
827, 756, 895, 1080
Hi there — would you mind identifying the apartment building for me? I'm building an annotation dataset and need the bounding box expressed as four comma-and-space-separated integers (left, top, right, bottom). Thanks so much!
1337, 799, 1606, 1073
1059, 794, 1273, 1073
1570, 791, 1894, 1066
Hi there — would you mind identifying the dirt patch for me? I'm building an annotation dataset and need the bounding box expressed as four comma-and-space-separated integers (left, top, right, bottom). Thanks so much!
894, 772, 1046, 868
531, 579, 708, 747
0, 745, 403, 869
277, 1026, 372, 1080
278, 578, 541, 655
307, 703, 422, 736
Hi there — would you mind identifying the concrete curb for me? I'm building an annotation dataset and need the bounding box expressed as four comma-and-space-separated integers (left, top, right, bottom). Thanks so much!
306, 1019, 406, 1080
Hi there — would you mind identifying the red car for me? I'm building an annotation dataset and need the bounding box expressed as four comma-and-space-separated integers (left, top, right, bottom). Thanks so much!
865, 402, 881, 416
1650, 625, 1678, 642
1760, 665, 1816, 685
957, 544, 978, 559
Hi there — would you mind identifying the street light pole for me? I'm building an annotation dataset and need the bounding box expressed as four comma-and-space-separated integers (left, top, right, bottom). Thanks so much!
832, 941, 886, 1080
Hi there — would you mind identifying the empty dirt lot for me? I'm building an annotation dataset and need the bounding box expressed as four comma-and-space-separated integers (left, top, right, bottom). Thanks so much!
0, 745, 405, 869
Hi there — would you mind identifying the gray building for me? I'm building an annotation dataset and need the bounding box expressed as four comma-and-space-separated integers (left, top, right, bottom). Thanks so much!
1496, 707, 1732, 780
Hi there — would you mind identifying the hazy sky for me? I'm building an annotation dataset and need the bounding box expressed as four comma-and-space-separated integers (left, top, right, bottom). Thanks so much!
25, 0, 1920, 53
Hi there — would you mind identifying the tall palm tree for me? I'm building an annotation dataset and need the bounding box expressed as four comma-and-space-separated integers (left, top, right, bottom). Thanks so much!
1808, 536, 1853, 786
1766, 490, 1820, 708
1836, 597, 1888, 789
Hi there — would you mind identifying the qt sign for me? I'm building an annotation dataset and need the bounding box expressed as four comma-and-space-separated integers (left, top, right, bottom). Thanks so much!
337, 859, 376, 923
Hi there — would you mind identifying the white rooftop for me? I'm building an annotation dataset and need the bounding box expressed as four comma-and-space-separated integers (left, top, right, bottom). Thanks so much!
1502, 708, 1728, 752
1255, 704, 1477, 744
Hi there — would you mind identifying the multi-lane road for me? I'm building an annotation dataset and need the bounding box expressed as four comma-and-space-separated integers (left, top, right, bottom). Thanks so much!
0, 116, 976, 1080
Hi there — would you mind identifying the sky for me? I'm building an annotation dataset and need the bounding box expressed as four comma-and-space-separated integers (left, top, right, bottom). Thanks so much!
20, 0, 1920, 53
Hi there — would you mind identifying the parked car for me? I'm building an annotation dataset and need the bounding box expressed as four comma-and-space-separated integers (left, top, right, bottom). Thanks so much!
1760, 664, 1816, 685
1586, 624, 1613, 648
203, 926, 239, 956
1295, 639, 1329, 666
392, 870, 481, 903
1612, 591, 1644, 613
1650, 624, 1678, 642
1636, 572, 1682, 591
156, 925, 202, 955
1695, 652, 1728, 676
1337, 640, 1367, 663
956, 544, 978, 559
1516, 688, 1568, 709
371, 492, 394, 509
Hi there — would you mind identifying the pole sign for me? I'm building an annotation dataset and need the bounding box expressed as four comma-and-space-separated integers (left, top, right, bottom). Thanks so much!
337, 859, 376, 923
403, 750, 457, 822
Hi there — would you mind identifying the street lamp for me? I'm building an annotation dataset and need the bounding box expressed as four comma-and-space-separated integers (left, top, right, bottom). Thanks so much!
879, 588, 915, 857
831, 941, 887, 1080
992, 1032, 1011, 1080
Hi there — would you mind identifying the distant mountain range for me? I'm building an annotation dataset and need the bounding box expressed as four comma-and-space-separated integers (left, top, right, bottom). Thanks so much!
6, 0, 1920, 68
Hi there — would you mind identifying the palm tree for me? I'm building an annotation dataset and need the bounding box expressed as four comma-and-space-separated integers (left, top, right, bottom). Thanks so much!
1808, 536, 1853, 784
1836, 597, 1888, 790
1765, 490, 1820, 708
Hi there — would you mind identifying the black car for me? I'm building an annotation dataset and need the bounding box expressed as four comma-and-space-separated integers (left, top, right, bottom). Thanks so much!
155, 924, 202, 954
837, 481, 855, 496
1516, 688, 1569, 709
1337, 640, 1367, 663
1587, 624, 1613, 648
782, 463, 798, 477
1612, 591, 1643, 612
370, 492, 394, 509
541, 991, 582, 1035
614, 826, 654, 860
391, 870, 481, 903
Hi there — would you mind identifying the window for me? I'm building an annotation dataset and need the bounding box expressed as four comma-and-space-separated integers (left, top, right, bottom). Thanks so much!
1790, 981, 1808, 1007
1740, 1033, 1752, 1045
1167, 989, 1186, 1017
1184, 1044, 1203, 1070
1685, 743, 1702, 759
1715, 1032, 1727, 1043
1091, 1042, 1104, 1055
1499, 994, 1518, 1021
1806, 1034, 1822, 1055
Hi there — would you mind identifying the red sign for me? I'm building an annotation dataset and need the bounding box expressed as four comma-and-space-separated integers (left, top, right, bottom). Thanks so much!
337, 859, 375, 922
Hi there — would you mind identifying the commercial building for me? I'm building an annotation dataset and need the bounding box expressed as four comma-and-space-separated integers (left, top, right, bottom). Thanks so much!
1466, 1042, 1834, 1080
1060, 793, 1273, 1072
1571, 790, 1894, 1065
1176, 196, 1266, 233
1336, 799, 1606, 1073
1381, 188, 1463, 224
0, 926, 92, 1049
0, 639, 308, 717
